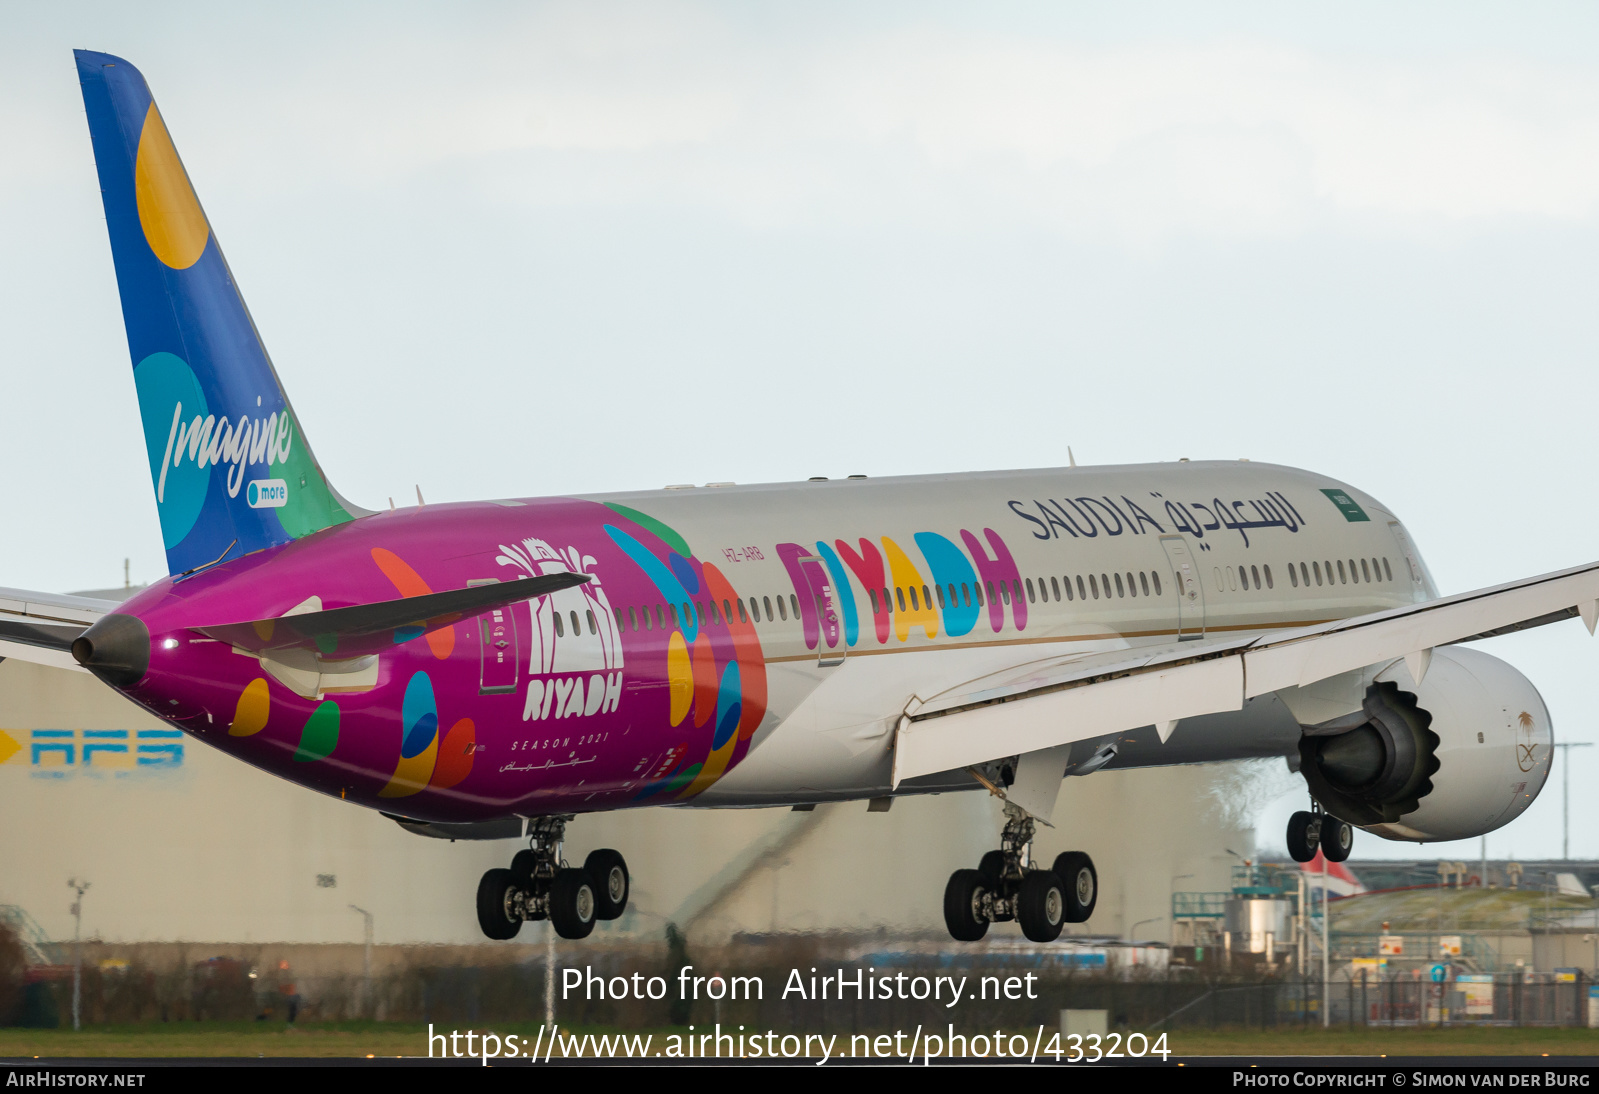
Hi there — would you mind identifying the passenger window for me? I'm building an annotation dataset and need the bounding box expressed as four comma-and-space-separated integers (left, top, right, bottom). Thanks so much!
896, 587, 907, 613
909, 586, 920, 611
948, 583, 958, 608
570, 610, 581, 636
1287, 564, 1297, 588
708, 601, 719, 624
1025, 578, 1036, 604
1382, 557, 1393, 582
738, 599, 749, 624
1090, 574, 1100, 599
762, 596, 774, 622
869, 589, 880, 614
1263, 564, 1273, 590
1213, 567, 1223, 593
986, 580, 997, 604
627, 606, 638, 631
1000, 582, 1010, 606
1250, 565, 1260, 590
1051, 576, 1061, 601
1237, 565, 1247, 590
1337, 560, 1346, 584
974, 583, 984, 607
924, 585, 933, 611
1012, 579, 1022, 604
1360, 559, 1371, 583
883, 587, 894, 613
790, 594, 800, 619
776, 596, 787, 621
936, 584, 947, 609
962, 583, 972, 607
1076, 575, 1086, 600
1299, 562, 1309, 587
1348, 559, 1358, 583
1137, 572, 1148, 596
553, 612, 565, 637
1151, 571, 1162, 596
1114, 572, 1125, 597
586, 610, 598, 635
1312, 561, 1322, 586
723, 598, 734, 623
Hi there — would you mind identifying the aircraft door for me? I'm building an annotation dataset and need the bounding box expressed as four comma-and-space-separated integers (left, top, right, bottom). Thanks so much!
797, 554, 846, 667
469, 579, 521, 694
1159, 535, 1205, 640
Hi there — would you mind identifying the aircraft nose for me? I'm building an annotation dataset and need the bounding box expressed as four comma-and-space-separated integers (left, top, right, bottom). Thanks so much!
71, 612, 151, 687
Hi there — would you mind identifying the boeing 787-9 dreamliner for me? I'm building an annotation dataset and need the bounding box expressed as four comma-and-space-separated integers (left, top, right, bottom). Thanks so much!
1, 52, 1589, 942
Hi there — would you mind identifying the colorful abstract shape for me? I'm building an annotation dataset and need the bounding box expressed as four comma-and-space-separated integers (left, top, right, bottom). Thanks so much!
229, 677, 270, 737
429, 718, 475, 790
371, 547, 455, 659
293, 701, 339, 762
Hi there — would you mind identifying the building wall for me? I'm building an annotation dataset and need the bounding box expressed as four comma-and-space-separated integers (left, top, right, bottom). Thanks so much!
1, 658, 1250, 952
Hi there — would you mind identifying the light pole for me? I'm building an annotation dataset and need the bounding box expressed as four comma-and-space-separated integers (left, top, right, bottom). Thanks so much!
348, 905, 373, 1018
1554, 742, 1593, 860
67, 877, 89, 1032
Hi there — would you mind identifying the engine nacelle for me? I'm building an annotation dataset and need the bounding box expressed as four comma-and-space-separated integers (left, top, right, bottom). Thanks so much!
1298, 646, 1552, 842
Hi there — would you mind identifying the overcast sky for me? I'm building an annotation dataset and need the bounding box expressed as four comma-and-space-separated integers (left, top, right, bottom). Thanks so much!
5, 2, 1599, 864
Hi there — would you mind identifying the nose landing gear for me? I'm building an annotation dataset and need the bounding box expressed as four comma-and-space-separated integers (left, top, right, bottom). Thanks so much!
1286, 804, 1354, 863
942, 803, 1098, 943
475, 815, 631, 940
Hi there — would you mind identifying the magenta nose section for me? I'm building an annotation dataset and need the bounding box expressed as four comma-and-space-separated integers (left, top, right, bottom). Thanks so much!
71, 612, 151, 687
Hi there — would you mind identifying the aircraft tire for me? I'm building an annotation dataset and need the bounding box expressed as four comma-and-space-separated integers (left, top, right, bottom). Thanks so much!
510, 850, 537, 881
585, 849, 630, 920
1053, 852, 1098, 923
978, 850, 1006, 885
943, 869, 989, 942
476, 868, 523, 941
1286, 811, 1320, 863
549, 867, 597, 939
1322, 818, 1354, 863
1017, 870, 1066, 943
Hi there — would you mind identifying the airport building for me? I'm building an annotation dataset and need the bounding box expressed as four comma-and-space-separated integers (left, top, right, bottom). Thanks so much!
1, 644, 1252, 962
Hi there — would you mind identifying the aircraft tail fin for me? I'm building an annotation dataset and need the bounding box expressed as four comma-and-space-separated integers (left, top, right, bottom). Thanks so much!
75, 50, 362, 578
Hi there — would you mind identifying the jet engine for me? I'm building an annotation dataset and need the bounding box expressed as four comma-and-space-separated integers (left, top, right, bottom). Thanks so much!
1298, 646, 1552, 842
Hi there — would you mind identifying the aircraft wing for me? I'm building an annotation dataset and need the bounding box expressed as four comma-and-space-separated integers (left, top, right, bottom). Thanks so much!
891, 558, 1599, 787
0, 587, 118, 673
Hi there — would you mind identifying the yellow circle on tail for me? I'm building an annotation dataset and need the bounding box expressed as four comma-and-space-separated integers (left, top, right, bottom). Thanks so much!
135, 104, 210, 269
230, 678, 270, 737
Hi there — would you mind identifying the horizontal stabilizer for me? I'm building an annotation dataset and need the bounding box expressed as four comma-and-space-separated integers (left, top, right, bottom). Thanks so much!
0, 587, 118, 672
197, 572, 590, 659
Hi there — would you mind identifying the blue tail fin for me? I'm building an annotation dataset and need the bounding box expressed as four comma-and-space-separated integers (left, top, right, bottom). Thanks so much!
75, 50, 361, 577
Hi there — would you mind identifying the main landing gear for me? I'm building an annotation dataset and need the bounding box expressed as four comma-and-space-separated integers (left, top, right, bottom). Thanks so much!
943, 803, 1098, 943
1286, 803, 1353, 864
476, 815, 631, 940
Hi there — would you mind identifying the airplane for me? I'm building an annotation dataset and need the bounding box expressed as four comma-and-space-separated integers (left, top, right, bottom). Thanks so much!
1, 50, 1591, 944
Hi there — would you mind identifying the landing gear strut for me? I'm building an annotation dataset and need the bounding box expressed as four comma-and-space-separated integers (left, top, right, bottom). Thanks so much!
1286, 803, 1353, 864
943, 803, 1097, 943
476, 816, 631, 940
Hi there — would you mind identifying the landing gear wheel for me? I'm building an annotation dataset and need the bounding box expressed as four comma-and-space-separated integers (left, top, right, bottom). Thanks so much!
1322, 817, 1354, 862
943, 869, 989, 942
476, 868, 522, 940
1018, 871, 1066, 943
1052, 852, 1097, 923
510, 849, 538, 881
978, 850, 1006, 885
549, 867, 596, 939
585, 849, 630, 920
1286, 810, 1320, 863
